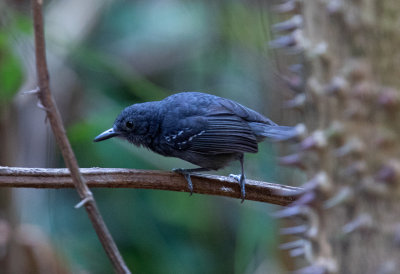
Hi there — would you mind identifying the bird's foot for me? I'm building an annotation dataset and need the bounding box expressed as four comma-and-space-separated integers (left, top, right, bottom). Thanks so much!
172, 168, 193, 195
229, 173, 246, 203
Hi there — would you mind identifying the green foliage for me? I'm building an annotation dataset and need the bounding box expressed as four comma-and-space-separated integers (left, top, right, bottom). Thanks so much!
0, 13, 31, 104
0, 30, 23, 104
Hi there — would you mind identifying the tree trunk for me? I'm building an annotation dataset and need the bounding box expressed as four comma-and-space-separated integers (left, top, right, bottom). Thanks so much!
277, 1, 400, 273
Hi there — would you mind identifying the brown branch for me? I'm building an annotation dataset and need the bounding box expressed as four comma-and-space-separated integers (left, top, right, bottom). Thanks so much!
31, 1, 130, 273
0, 167, 300, 205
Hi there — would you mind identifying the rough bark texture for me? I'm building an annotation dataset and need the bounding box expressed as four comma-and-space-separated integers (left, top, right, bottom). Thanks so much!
0, 167, 300, 205
274, 1, 400, 273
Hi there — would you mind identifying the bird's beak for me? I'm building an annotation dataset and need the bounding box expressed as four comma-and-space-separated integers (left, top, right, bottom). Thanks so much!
93, 128, 120, 142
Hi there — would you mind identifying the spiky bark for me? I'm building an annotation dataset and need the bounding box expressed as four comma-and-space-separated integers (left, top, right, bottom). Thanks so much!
274, 1, 400, 273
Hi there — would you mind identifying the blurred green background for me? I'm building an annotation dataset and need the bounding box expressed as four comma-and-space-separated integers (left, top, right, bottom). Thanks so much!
0, 0, 299, 273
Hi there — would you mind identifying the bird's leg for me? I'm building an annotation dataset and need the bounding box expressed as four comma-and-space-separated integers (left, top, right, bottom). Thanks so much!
229, 154, 246, 203
172, 167, 210, 195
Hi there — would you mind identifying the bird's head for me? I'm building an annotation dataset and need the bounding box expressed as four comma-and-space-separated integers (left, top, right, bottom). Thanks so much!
93, 102, 158, 147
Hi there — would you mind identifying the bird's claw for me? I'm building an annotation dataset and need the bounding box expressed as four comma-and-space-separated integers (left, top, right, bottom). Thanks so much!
229, 174, 241, 181
173, 168, 193, 195
229, 173, 246, 203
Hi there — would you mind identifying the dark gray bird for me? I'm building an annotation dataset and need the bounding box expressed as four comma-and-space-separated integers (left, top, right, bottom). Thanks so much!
94, 92, 295, 202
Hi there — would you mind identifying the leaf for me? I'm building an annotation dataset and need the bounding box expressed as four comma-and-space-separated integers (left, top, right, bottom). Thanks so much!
0, 30, 23, 104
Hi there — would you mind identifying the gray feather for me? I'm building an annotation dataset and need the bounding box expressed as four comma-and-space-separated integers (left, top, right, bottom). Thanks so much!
249, 123, 296, 141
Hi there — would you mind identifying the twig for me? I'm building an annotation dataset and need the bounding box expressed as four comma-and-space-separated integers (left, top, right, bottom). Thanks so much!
0, 167, 300, 205
31, 1, 130, 273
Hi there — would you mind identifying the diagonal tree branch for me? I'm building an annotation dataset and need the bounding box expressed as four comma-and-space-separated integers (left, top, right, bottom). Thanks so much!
31, 1, 130, 273
0, 167, 300, 205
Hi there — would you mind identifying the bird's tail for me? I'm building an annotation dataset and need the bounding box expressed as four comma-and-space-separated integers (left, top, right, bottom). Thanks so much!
249, 123, 299, 141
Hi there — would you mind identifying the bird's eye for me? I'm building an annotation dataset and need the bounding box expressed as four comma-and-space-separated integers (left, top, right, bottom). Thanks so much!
125, 121, 134, 129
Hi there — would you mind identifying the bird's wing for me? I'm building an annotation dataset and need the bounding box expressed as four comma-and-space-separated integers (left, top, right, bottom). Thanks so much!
216, 97, 277, 126
163, 115, 258, 154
